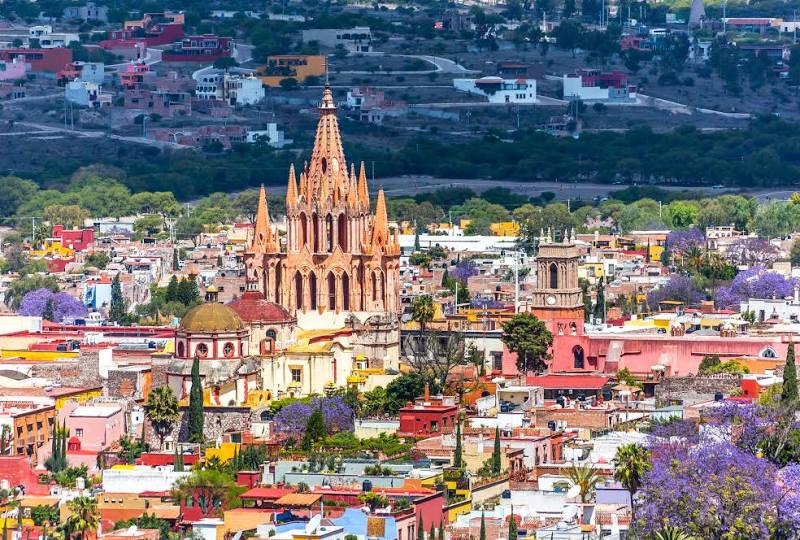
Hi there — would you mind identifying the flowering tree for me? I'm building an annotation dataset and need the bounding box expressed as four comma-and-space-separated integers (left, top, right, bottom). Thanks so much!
715, 267, 798, 310
666, 228, 704, 255
273, 397, 353, 441
638, 441, 787, 538
648, 419, 699, 445
18, 288, 87, 322
452, 259, 478, 282
646, 275, 704, 311
725, 237, 780, 267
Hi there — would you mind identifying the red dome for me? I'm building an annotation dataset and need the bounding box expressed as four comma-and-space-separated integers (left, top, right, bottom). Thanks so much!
228, 291, 293, 323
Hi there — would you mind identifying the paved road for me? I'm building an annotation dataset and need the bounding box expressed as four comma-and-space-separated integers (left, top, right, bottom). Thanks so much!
11, 121, 187, 149
107, 48, 163, 72
0, 93, 61, 104
338, 52, 478, 75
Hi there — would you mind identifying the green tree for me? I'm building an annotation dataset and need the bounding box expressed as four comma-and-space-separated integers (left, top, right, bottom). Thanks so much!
85, 251, 110, 269
171, 469, 243, 516
109, 273, 126, 323
566, 462, 601, 503
66, 496, 99, 540
479, 512, 486, 540
134, 215, 164, 237
593, 280, 605, 322
43, 204, 90, 229
501, 313, 553, 374
652, 527, 696, 540
612, 443, 651, 527
145, 386, 180, 449
214, 57, 240, 71
301, 405, 325, 450
385, 373, 427, 414
508, 505, 518, 540
453, 416, 463, 468
30, 504, 59, 526
166, 275, 180, 303
492, 426, 502, 474
698, 354, 721, 375
188, 356, 204, 443
417, 516, 424, 540
438, 521, 443, 540
782, 341, 798, 403
411, 295, 435, 330
429, 523, 435, 540
42, 299, 55, 322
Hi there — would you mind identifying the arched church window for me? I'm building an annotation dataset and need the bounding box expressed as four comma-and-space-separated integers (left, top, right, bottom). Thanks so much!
300, 213, 308, 249
312, 213, 320, 252
223, 342, 234, 358
549, 263, 558, 289
328, 272, 337, 310
573, 346, 585, 369
294, 272, 303, 310
177, 341, 185, 358
310, 273, 318, 310
326, 214, 334, 252
342, 273, 350, 311
338, 214, 347, 251
196, 343, 208, 358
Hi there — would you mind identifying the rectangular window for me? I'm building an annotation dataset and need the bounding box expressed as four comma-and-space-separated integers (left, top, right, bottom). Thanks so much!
75, 428, 84, 437
291, 368, 302, 383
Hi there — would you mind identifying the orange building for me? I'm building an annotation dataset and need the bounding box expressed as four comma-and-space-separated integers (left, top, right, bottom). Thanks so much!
0, 403, 56, 457
258, 55, 326, 87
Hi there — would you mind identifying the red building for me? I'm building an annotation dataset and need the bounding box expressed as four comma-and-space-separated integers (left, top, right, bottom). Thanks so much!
0, 48, 72, 73
52, 225, 94, 251
100, 12, 184, 50
161, 35, 233, 62
398, 395, 458, 437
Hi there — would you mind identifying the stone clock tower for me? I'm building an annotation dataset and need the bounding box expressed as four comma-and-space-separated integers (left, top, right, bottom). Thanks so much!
528, 229, 585, 338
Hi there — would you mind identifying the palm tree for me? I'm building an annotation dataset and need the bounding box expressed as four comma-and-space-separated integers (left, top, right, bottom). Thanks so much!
566, 462, 601, 503
612, 443, 651, 527
653, 526, 696, 540
411, 295, 435, 331
144, 386, 179, 449
171, 469, 242, 518
66, 496, 99, 540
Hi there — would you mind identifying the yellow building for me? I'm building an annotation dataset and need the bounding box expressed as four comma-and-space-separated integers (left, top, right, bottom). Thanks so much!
259, 55, 326, 87
489, 221, 519, 237
29, 238, 74, 259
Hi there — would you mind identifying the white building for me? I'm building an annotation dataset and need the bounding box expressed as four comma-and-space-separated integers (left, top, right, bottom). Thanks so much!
102, 465, 189, 493
301, 27, 372, 52
453, 76, 537, 104
224, 74, 264, 105
29, 26, 80, 48
74, 62, 105, 84
246, 123, 292, 148
65, 80, 112, 107
562, 69, 634, 101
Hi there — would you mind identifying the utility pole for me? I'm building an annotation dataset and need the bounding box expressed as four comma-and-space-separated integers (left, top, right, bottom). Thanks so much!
142, 115, 147, 138
723, 0, 727, 33
514, 250, 520, 313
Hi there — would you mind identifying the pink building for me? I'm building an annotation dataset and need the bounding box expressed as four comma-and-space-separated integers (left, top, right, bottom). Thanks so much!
123, 88, 192, 118
0, 57, 27, 81
60, 401, 126, 452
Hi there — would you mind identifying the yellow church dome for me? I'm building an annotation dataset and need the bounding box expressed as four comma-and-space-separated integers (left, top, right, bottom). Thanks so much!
179, 303, 245, 333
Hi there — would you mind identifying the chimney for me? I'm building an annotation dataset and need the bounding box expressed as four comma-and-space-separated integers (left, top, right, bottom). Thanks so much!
424, 383, 430, 401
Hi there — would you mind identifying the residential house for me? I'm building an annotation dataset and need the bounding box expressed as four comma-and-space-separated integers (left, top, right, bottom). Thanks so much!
301, 27, 372, 52
0, 57, 26, 81
562, 69, 634, 101
63, 2, 109, 22
0, 48, 73, 73
259, 55, 326, 87
454, 76, 537, 104
65, 80, 112, 108
162, 35, 234, 62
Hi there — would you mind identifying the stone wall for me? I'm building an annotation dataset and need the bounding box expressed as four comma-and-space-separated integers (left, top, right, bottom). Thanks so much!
107, 369, 146, 400
143, 405, 251, 448
655, 375, 742, 406
29, 351, 101, 389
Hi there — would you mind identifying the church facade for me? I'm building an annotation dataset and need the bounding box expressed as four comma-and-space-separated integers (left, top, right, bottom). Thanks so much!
244, 86, 401, 318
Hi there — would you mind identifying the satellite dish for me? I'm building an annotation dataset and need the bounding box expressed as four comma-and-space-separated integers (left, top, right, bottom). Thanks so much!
566, 485, 581, 499
305, 514, 322, 534
561, 504, 579, 522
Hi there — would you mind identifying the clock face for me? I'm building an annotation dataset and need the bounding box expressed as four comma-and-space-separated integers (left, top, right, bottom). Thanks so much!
546, 295, 557, 306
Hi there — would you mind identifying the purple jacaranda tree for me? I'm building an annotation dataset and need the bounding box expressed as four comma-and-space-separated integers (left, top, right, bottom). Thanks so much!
471, 296, 505, 309
702, 400, 778, 454
777, 464, 800, 538
648, 419, 699, 445
273, 397, 353, 441
638, 441, 787, 538
452, 259, 478, 282
18, 288, 87, 322
666, 228, 704, 255
715, 266, 798, 310
725, 237, 780, 267
646, 274, 704, 311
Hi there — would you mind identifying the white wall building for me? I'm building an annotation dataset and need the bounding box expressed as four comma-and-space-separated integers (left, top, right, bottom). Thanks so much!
562, 69, 633, 101
224, 74, 264, 105
29, 26, 80, 48
453, 76, 537, 104
301, 27, 372, 52
102, 465, 189, 493
65, 80, 111, 107
246, 123, 292, 148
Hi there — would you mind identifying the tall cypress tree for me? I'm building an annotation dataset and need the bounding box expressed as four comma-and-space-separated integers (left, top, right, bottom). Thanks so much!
437, 521, 443, 540
453, 417, 463, 469
109, 273, 126, 323
593, 280, 605, 323
165, 275, 179, 303
782, 341, 798, 402
414, 229, 421, 252
508, 505, 517, 540
492, 426, 502, 475
174, 446, 184, 472
188, 356, 204, 443
42, 299, 55, 322
417, 517, 424, 540
428, 523, 434, 540
479, 513, 486, 540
